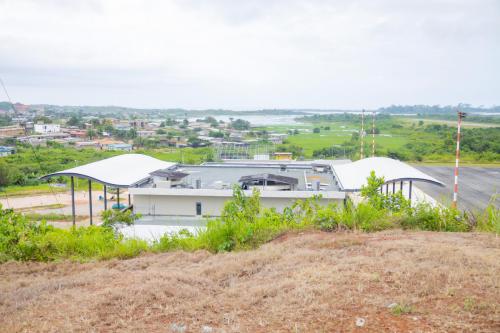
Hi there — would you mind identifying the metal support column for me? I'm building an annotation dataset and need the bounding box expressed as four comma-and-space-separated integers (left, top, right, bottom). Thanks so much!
385, 183, 389, 195
70, 176, 76, 226
400, 181, 403, 192
128, 193, 131, 206
88, 179, 93, 225
103, 185, 107, 210
409, 181, 413, 201
117, 188, 120, 207
392, 182, 395, 194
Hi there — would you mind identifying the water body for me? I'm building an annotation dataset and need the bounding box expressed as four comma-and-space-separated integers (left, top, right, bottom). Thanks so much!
189, 111, 363, 126
189, 114, 303, 126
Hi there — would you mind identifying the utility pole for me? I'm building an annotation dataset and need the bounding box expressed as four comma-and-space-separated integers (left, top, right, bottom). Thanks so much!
372, 111, 375, 157
360, 109, 365, 159
452, 111, 466, 208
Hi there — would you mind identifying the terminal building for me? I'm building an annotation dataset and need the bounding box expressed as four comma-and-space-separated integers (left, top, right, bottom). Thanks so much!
42, 154, 444, 224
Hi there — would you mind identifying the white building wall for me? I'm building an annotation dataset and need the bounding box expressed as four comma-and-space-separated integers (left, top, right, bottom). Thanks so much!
34, 124, 60, 134
133, 194, 341, 217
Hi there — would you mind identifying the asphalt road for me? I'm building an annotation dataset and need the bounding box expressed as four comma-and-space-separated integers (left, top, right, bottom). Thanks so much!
413, 166, 500, 211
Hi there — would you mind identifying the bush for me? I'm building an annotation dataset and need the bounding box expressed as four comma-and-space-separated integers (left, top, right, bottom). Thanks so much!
400, 203, 470, 232
0, 205, 147, 262
195, 187, 306, 252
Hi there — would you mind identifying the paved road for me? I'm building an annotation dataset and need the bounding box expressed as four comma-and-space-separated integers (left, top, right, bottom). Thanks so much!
413, 166, 500, 211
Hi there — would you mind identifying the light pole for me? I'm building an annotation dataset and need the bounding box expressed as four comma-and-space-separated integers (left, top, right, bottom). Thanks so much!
452, 111, 466, 208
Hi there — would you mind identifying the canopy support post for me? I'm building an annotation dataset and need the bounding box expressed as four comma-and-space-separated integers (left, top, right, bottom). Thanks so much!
71, 176, 76, 226
88, 179, 93, 225
385, 183, 389, 195
104, 185, 107, 210
400, 181, 403, 192
128, 193, 131, 206
409, 181, 413, 201
392, 182, 395, 194
117, 189, 120, 207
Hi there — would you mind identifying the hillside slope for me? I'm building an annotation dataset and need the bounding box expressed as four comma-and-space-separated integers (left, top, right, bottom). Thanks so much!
1, 231, 499, 332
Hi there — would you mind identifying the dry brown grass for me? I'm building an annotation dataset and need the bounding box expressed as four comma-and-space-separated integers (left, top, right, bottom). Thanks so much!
1, 230, 499, 332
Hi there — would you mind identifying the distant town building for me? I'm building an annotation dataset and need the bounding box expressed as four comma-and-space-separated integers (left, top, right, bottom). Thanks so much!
75, 141, 100, 149
274, 152, 293, 161
137, 130, 155, 138
0, 125, 25, 138
268, 133, 288, 144
106, 143, 133, 152
0, 146, 15, 157
114, 124, 132, 131
66, 129, 88, 138
34, 124, 60, 134
17, 133, 70, 146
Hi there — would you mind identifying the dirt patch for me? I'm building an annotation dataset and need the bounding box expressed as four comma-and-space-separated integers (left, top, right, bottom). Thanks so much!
1, 231, 499, 332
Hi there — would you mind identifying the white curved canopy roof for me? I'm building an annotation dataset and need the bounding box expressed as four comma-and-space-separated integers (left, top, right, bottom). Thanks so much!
41, 154, 176, 187
331, 157, 444, 191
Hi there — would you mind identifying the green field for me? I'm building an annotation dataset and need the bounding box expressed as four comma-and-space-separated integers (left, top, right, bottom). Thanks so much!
260, 115, 499, 163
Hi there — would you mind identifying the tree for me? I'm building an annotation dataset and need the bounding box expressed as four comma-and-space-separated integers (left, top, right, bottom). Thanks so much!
86, 128, 97, 140
165, 118, 176, 126
361, 171, 410, 212
127, 128, 137, 139
0, 162, 12, 186
209, 130, 224, 138
188, 136, 206, 148
230, 119, 250, 130
66, 115, 81, 127
313, 127, 320, 134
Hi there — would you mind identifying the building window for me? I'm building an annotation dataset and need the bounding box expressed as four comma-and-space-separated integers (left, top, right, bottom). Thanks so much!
196, 202, 202, 216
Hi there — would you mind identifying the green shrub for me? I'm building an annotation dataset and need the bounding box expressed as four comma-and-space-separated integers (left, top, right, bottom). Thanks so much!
0, 204, 147, 262
152, 229, 200, 252
196, 187, 312, 252
400, 203, 470, 232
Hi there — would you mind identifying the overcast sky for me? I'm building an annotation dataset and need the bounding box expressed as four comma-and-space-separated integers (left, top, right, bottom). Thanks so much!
0, 0, 499, 110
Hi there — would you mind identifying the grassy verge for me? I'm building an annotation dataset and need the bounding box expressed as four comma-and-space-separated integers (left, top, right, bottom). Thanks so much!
22, 212, 86, 222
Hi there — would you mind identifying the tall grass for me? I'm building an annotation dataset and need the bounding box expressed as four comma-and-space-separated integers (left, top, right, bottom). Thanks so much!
475, 195, 500, 234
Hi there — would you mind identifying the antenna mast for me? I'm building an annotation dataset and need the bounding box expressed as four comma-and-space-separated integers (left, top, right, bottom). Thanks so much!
372, 111, 375, 157
360, 109, 365, 159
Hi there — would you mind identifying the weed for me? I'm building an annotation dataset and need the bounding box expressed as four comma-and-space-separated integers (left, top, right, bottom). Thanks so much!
390, 303, 414, 316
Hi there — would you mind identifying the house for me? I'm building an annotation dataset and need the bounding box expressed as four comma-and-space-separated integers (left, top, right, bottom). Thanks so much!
66, 129, 88, 138
114, 123, 132, 131
75, 141, 100, 149
106, 143, 133, 152
0, 146, 15, 157
268, 133, 288, 144
17, 132, 70, 146
34, 124, 60, 134
274, 152, 293, 161
137, 130, 155, 138
0, 125, 25, 138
